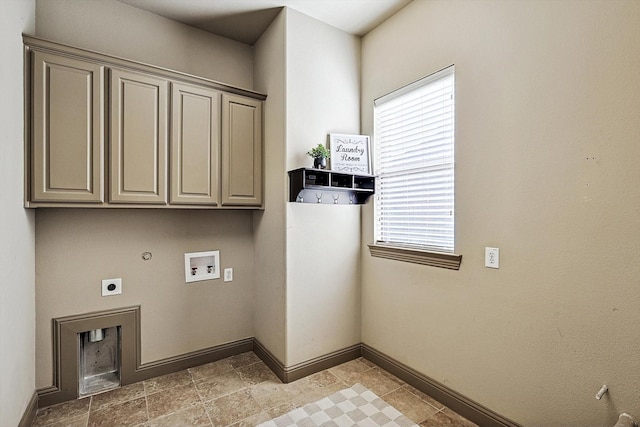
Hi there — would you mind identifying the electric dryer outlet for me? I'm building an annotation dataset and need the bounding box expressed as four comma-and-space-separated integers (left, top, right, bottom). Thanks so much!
101, 278, 122, 296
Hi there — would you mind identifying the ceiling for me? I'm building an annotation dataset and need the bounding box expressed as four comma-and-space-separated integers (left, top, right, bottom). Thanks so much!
117, 0, 412, 45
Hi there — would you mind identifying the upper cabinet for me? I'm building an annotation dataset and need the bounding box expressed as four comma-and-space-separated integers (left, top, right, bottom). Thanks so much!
110, 69, 168, 204
31, 51, 105, 203
221, 94, 263, 207
24, 36, 265, 209
171, 83, 221, 206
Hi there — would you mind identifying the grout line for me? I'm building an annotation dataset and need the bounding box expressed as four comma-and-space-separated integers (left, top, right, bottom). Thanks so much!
414, 405, 447, 425
401, 383, 444, 411
143, 392, 150, 425
85, 396, 92, 427
195, 383, 251, 404
189, 368, 215, 427
35, 351, 473, 427
423, 407, 447, 423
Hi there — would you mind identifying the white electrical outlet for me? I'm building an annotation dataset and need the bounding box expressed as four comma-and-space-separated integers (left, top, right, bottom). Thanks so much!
485, 247, 500, 269
224, 268, 233, 282
101, 278, 122, 296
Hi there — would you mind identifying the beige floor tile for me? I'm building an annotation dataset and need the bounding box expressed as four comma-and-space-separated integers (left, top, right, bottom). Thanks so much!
36, 413, 89, 427
32, 397, 90, 427
248, 381, 293, 409
328, 359, 371, 384
442, 408, 479, 427
147, 403, 212, 427
304, 370, 340, 387
90, 382, 145, 412
229, 410, 272, 427
420, 409, 478, 427
372, 366, 406, 383
286, 370, 343, 404
189, 358, 234, 382
88, 396, 148, 427
204, 389, 263, 426
29, 352, 475, 427
356, 367, 404, 396
403, 384, 445, 410
236, 361, 281, 385
358, 357, 379, 369
146, 382, 201, 420
382, 387, 440, 424
194, 368, 247, 402
289, 380, 347, 407
263, 402, 298, 419
144, 369, 192, 394
228, 352, 262, 369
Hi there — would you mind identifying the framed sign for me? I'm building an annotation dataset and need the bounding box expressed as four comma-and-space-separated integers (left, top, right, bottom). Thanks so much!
329, 134, 371, 174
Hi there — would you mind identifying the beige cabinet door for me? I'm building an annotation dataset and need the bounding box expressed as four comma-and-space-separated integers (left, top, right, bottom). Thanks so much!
170, 83, 220, 205
31, 51, 104, 203
221, 94, 263, 206
110, 69, 168, 204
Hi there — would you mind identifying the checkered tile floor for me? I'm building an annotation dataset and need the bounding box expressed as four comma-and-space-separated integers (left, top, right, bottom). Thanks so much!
257, 383, 418, 427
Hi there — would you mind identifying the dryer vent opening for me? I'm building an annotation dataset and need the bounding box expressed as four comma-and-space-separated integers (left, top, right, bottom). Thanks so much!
78, 326, 121, 397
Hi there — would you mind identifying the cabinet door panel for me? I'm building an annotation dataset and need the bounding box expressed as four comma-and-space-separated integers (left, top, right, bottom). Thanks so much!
221, 94, 262, 206
171, 83, 220, 205
110, 69, 168, 204
32, 51, 104, 203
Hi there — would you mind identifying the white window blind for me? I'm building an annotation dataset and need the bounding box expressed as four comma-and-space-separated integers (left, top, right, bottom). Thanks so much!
374, 66, 455, 252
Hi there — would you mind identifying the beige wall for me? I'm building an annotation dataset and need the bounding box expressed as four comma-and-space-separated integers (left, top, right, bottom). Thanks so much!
33, 0, 257, 389
253, 8, 362, 367
36, 210, 254, 388
25, 2, 639, 424
285, 9, 362, 365
0, 0, 36, 424
286, 204, 361, 365
253, 9, 288, 363
361, 1, 640, 425
36, 0, 253, 89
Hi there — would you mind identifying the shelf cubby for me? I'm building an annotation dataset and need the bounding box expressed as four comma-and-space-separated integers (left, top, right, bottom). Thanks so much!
288, 168, 375, 205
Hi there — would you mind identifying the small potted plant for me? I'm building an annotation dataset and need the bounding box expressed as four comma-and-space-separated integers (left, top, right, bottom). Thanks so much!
307, 144, 331, 169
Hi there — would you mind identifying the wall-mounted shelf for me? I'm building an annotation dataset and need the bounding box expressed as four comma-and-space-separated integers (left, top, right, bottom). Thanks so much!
288, 168, 375, 205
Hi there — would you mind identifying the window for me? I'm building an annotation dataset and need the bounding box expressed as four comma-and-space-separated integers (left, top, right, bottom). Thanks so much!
369, 66, 461, 269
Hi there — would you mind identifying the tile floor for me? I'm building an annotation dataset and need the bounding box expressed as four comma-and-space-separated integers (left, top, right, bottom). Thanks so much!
31, 352, 478, 427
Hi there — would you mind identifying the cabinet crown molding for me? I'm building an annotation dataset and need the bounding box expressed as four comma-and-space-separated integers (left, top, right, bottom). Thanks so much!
22, 35, 266, 101
24, 35, 264, 210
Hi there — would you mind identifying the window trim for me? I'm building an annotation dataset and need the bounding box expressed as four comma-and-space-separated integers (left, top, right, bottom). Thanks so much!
368, 244, 462, 270
372, 66, 460, 269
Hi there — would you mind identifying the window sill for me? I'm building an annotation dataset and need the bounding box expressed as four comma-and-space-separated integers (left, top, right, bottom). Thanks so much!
367, 244, 462, 270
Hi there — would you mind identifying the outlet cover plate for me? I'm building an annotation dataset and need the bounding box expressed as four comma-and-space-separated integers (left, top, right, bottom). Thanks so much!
101, 278, 122, 296
485, 247, 500, 269
223, 268, 233, 282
